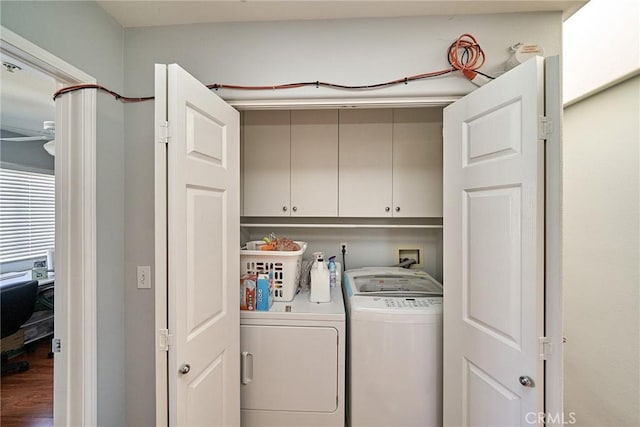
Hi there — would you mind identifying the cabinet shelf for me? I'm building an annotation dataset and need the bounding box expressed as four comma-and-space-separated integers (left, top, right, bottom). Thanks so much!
240, 217, 443, 229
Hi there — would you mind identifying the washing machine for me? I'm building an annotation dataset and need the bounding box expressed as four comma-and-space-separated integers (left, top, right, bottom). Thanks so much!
343, 267, 443, 427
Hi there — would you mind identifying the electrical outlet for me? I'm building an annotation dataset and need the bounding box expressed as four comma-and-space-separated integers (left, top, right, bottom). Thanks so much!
340, 242, 348, 254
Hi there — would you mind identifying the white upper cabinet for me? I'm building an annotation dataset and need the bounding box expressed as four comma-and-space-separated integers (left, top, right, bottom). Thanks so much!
392, 108, 443, 217
339, 108, 443, 218
291, 110, 339, 216
243, 110, 339, 217
243, 107, 442, 218
339, 109, 394, 217
243, 110, 291, 216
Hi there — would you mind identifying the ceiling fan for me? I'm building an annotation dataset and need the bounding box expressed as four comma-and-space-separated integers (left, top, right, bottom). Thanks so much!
0, 121, 56, 155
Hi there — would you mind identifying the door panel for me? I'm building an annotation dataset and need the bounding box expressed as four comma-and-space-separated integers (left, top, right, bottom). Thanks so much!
464, 360, 521, 426
162, 63, 240, 426
464, 186, 522, 348
444, 57, 546, 426
464, 99, 522, 165
186, 354, 224, 426
186, 188, 224, 331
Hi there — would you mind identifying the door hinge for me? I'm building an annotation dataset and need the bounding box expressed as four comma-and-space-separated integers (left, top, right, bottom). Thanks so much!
538, 116, 552, 141
539, 336, 552, 360
158, 120, 170, 144
159, 328, 173, 351
52, 338, 61, 353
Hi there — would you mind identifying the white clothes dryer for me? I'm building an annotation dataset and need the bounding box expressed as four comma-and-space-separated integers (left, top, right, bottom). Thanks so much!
343, 267, 443, 427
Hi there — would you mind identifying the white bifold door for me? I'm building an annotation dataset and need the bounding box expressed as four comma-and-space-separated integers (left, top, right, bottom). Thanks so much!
443, 56, 559, 426
155, 64, 240, 426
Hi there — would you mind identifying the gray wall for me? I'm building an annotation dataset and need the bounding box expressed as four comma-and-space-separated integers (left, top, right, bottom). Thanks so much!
0, 137, 55, 173
0, 2, 126, 425
123, 13, 562, 425
563, 75, 640, 426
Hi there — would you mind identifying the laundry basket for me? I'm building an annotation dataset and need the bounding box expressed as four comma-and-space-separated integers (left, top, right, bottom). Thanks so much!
240, 241, 307, 302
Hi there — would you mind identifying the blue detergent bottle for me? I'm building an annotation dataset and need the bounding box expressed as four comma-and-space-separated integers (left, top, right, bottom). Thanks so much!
328, 256, 336, 288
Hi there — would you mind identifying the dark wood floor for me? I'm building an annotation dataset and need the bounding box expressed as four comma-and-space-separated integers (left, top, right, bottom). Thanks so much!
1, 339, 53, 427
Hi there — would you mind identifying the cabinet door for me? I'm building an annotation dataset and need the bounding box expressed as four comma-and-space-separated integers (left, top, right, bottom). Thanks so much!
339, 109, 393, 217
240, 325, 339, 413
392, 108, 443, 217
243, 110, 290, 216
291, 110, 338, 216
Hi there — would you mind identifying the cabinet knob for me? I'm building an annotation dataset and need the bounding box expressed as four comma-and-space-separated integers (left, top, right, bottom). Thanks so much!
292, 206, 297, 212
179, 364, 191, 375
282, 206, 287, 212
395, 206, 400, 212
385, 206, 390, 212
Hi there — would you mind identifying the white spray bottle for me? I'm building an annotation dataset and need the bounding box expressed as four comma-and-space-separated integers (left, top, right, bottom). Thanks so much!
310, 252, 331, 303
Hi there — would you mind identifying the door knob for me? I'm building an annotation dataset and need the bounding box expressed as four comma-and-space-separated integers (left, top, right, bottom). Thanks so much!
519, 375, 534, 387
179, 364, 191, 375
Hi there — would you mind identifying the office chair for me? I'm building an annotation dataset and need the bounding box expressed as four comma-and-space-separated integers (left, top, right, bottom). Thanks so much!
1, 279, 39, 375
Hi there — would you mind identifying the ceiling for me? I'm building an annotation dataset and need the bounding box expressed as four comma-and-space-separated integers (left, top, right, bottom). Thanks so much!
97, 0, 587, 28
0, 54, 56, 139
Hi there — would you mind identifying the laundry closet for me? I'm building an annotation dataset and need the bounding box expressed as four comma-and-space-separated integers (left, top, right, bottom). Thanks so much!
238, 106, 445, 426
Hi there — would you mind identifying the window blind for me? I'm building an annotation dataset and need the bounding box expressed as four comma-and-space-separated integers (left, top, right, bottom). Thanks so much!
0, 168, 55, 264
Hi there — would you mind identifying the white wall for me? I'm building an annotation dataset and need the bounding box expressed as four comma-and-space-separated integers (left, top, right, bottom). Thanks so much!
0, 2, 126, 425
562, 2, 640, 424
563, 0, 640, 104
123, 12, 562, 424
563, 75, 640, 426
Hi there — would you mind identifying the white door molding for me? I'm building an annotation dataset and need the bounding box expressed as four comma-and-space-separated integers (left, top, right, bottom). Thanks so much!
0, 26, 97, 426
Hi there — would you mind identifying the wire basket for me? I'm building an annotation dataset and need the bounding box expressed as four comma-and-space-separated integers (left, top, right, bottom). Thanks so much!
240, 241, 307, 302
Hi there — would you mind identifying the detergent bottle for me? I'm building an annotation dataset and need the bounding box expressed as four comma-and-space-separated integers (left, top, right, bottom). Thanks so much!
328, 256, 337, 288
310, 252, 331, 303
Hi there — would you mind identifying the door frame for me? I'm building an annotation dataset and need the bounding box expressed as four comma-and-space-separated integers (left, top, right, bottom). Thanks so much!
543, 56, 564, 426
155, 84, 563, 424
1, 26, 98, 426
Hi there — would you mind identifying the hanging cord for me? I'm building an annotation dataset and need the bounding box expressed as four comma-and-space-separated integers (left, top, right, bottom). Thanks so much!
447, 33, 494, 85
52, 83, 154, 102
52, 33, 492, 102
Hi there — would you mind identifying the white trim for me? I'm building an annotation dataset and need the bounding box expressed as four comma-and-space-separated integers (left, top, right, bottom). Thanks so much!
154, 64, 169, 426
0, 26, 97, 426
544, 55, 564, 426
0, 27, 93, 83
228, 96, 459, 110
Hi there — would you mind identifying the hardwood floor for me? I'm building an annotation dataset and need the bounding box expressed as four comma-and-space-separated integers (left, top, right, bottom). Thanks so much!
1, 339, 53, 427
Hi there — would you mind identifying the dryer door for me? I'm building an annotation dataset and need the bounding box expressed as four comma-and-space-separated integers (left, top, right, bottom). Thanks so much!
240, 325, 338, 413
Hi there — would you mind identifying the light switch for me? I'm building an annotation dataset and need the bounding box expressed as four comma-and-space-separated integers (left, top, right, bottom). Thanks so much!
137, 266, 151, 289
